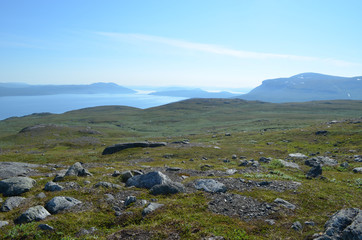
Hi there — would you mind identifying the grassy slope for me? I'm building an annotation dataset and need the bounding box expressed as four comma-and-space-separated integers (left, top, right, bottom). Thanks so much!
0, 99, 361, 239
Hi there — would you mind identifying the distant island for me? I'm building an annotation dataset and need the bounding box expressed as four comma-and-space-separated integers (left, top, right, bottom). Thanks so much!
0, 82, 136, 97
236, 72, 362, 102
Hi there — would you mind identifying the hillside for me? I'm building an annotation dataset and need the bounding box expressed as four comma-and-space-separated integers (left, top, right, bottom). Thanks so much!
237, 73, 362, 102
0, 82, 136, 97
0, 99, 361, 240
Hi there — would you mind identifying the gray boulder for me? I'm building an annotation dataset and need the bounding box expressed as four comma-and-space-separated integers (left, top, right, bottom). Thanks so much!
15, 205, 50, 224
315, 208, 361, 240
274, 198, 296, 210
102, 142, 167, 155
291, 221, 303, 231
45, 196, 82, 214
142, 202, 164, 216
150, 182, 185, 195
289, 153, 307, 158
126, 171, 172, 189
120, 171, 133, 183
0, 177, 36, 196
0, 162, 40, 179
124, 196, 137, 207
44, 181, 63, 192
353, 167, 362, 173
278, 159, 300, 169
94, 181, 121, 189
305, 156, 338, 167
306, 165, 322, 178
65, 162, 92, 177
1, 196, 26, 212
194, 179, 227, 193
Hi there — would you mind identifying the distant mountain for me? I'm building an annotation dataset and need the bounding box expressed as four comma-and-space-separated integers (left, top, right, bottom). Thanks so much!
0, 82, 136, 97
149, 88, 237, 98
236, 73, 362, 102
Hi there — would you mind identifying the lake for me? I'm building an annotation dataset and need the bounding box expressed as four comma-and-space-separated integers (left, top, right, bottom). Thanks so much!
0, 94, 187, 120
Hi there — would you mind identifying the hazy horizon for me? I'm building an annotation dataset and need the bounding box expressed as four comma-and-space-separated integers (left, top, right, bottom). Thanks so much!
1, 1, 362, 88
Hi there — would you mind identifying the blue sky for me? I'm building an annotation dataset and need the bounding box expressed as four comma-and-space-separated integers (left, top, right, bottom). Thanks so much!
1, 0, 362, 88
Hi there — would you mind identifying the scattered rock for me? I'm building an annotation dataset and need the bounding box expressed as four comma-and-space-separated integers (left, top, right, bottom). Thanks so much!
306, 165, 322, 178
232, 154, 237, 159
104, 194, 115, 201
36, 192, 46, 199
289, 153, 307, 158
353, 167, 362, 173
150, 182, 185, 195
142, 202, 164, 216
65, 162, 92, 177
340, 162, 349, 168
126, 171, 172, 189
45, 196, 82, 214
0, 177, 36, 196
44, 181, 63, 192
291, 221, 303, 231
112, 171, 121, 177
15, 205, 50, 224
166, 167, 182, 172
265, 219, 276, 225
38, 224, 54, 231
274, 198, 296, 210
53, 174, 65, 182
0, 221, 9, 228
225, 169, 237, 175
194, 179, 227, 193
120, 171, 134, 182
278, 159, 300, 169
305, 156, 338, 167
354, 155, 362, 162
0, 196, 26, 212
315, 130, 328, 135
94, 182, 122, 189
77, 227, 97, 237
124, 196, 137, 207
315, 208, 361, 240
259, 157, 271, 163
305, 221, 315, 226
208, 193, 273, 220
0, 162, 41, 179
102, 142, 167, 155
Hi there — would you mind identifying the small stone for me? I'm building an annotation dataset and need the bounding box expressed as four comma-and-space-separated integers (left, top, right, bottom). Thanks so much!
142, 202, 164, 216
120, 171, 133, 183
124, 196, 137, 207
231, 155, 237, 159
265, 219, 275, 225
225, 169, 237, 175
274, 198, 296, 210
305, 221, 315, 226
291, 221, 303, 231
166, 167, 182, 171
1, 196, 26, 212
340, 162, 349, 168
306, 165, 322, 178
112, 171, 121, 177
353, 167, 362, 173
194, 179, 227, 193
44, 181, 63, 192
36, 192, 46, 199
0, 221, 9, 228
38, 224, 54, 231
289, 153, 307, 158
45, 196, 82, 214
104, 194, 115, 201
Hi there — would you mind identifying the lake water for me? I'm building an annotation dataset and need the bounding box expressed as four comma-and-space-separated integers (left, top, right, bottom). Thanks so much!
0, 94, 187, 120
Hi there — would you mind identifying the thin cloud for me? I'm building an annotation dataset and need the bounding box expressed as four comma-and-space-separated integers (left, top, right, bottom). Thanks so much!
96, 32, 360, 67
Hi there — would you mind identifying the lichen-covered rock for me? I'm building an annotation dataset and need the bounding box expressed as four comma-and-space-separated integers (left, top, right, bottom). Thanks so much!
94, 181, 121, 189
0, 177, 36, 196
314, 208, 361, 240
126, 171, 172, 189
0, 196, 26, 212
274, 198, 296, 210
44, 181, 63, 192
142, 202, 164, 216
45, 196, 82, 214
194, 179, 227, 193
65, 162, 92, 177
15, 205, 50, 224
